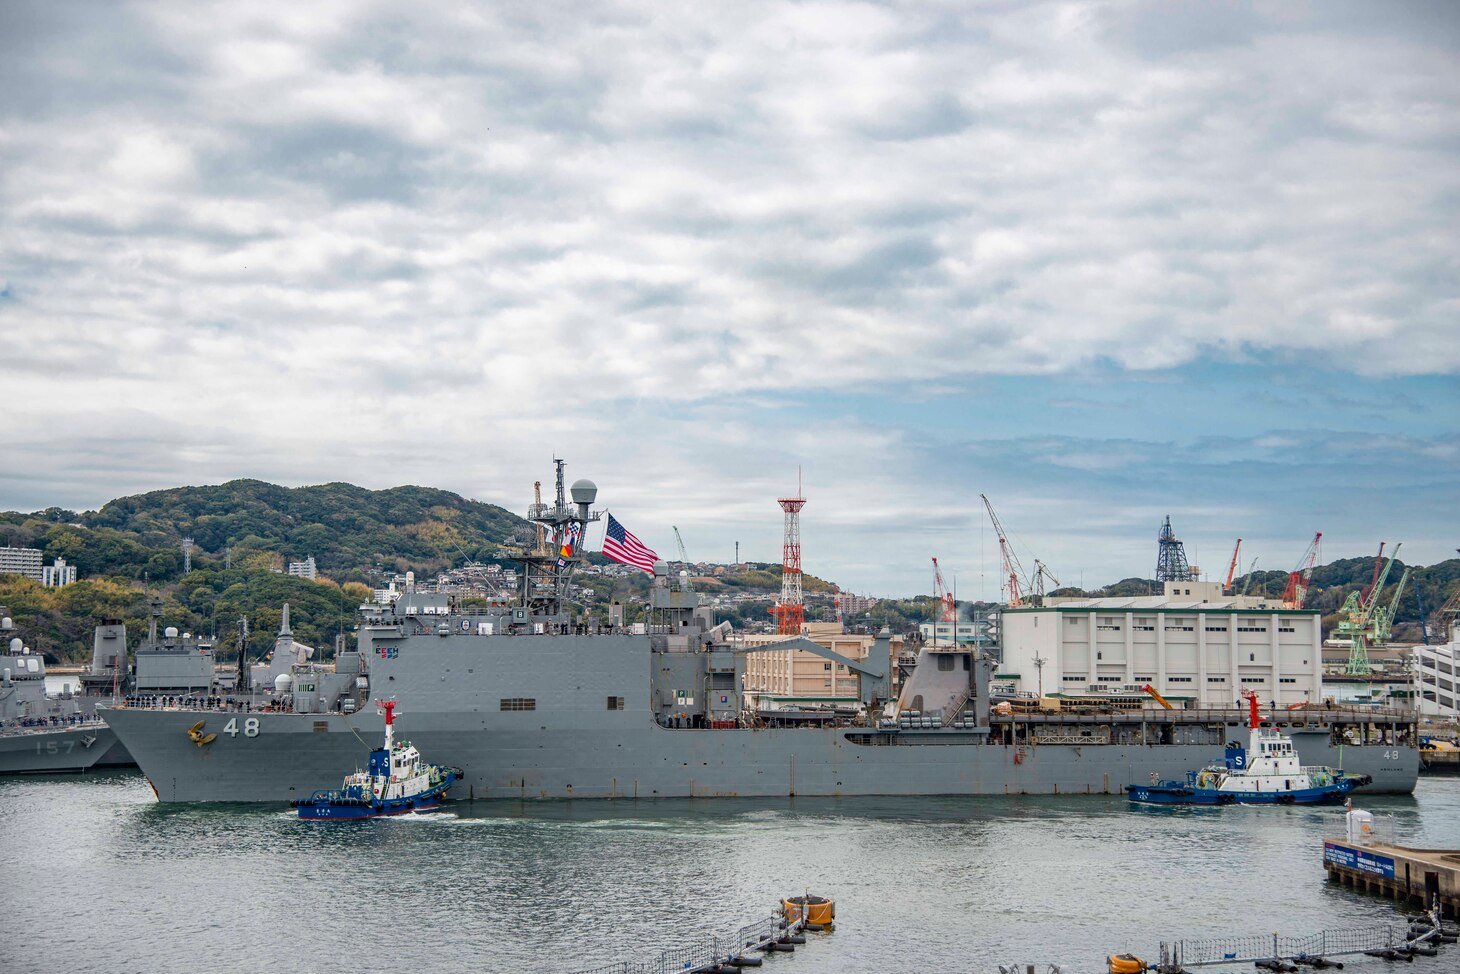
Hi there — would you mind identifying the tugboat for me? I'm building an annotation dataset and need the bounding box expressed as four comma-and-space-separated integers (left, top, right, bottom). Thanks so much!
294, 701, 458, 820
1126, 692, 1371, 806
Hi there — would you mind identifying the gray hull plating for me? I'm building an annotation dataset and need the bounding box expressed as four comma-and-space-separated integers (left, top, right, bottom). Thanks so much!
0, 723, 122, 775
103, 704, 1416, 804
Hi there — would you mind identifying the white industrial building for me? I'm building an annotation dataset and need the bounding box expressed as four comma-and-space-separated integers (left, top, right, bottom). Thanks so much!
42, 556, 77, 588
999, 580, 1323, 707
1415, 620, 1460, 717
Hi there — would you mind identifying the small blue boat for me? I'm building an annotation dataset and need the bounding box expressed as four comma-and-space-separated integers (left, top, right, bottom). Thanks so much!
294, 701, 458, 820
1127, 692, 1370, 806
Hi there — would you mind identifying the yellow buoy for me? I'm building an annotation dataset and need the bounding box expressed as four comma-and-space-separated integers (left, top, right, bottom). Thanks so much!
1107, 953, 1146, 974
782, 894, 834, 926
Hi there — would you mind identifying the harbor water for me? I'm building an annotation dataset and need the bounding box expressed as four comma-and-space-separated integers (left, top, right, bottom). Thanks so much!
5, 773, 1459, 974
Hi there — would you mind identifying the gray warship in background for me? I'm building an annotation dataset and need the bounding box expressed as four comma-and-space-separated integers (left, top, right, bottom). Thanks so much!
103, 464, 1419, 803
0, 601, 226, 774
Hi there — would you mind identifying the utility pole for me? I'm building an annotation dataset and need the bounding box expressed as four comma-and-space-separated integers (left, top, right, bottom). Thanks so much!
1033, 652, 1047, 697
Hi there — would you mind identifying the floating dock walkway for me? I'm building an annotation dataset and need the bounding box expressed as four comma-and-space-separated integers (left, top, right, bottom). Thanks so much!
568, 894, 831, 974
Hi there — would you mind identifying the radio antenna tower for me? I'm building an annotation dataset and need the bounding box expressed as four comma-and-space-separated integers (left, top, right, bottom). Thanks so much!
770, 471, 806, 636
181, 537, 194, 574
1154, 516, 1194, 582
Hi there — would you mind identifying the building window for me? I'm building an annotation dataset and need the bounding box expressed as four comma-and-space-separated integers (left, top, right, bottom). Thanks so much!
500, 698, 537, 711
1208, 677, 1227, 683
1279, 678, 1296, 684
824, 663, 832, 670
1168, 677, 1193, 683
1096, 652, 1103, 660
1067, 617, 1079, 625
1249, 653, 1255, 662
1164, 624, 1194, 632
1098, 676, 1122, 682
1062, 675, 1086, 682
607, 696, 625, 710
1205, 626, 1227, 632
1279, 626, 1295, 633
1243, 677, 1266, 684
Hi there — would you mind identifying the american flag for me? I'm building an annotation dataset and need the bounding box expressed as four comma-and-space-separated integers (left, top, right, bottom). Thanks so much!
602, 513, 659, 574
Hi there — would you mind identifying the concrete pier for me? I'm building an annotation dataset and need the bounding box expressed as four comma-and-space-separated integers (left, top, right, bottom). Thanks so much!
1324, 836, 1460, 918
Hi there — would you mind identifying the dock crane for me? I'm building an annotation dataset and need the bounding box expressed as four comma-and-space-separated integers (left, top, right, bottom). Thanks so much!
1032, 559, 1060, 604
1224, 539, 1243, 593
1240, 556, 1260, 596
1282, 532, 1323, 610
1141, 684, 1174, 710
980, 494, 1028, 608
671, 526, 693, 592
1335, 543, 1408, 675
931, 557, 956, 623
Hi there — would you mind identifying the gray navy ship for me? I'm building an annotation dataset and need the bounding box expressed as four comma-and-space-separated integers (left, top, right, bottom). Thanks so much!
102, 465, 1419, 803
0, 600, 229, 775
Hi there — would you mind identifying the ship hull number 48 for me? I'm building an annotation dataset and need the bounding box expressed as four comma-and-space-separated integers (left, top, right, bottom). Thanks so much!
222, 718, 260, 738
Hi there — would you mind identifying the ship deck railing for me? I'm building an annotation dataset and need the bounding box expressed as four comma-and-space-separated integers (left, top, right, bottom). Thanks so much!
0, 715, 110, 735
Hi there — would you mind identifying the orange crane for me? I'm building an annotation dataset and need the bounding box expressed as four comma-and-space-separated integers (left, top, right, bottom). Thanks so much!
980, 494, 1027, 608
1282, 532, 1322, 610
931, 557, 956, 623
1141, 684, 1174, 710
1223, 539, 1243, 593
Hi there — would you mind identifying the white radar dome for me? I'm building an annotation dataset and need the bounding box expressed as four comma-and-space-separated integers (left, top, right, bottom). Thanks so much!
165, 626, 179, 638
570, 479, 598, 504
275, 673, 293, 694
1, 617, 11, 629
8, 637, 20, 654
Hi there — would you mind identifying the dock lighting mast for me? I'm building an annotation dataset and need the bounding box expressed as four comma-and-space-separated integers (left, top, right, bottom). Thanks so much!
1282, 532, 1323, 610
769, 476, 806, 636
1155, 516, 1195, 583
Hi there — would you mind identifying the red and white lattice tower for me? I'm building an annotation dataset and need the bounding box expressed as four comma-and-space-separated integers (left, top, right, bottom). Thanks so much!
769, 479, 806, 636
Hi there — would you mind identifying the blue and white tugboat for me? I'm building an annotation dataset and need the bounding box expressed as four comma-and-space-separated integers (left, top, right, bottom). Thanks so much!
1127, 692, 1371, 806
294, 701, 458, 820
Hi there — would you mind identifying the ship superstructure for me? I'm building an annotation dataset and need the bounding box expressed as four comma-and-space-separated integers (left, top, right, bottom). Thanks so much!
101, 463, 1420, 803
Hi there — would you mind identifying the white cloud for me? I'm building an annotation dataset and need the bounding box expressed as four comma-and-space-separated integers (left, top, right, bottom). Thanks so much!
1, 0, 1457, 592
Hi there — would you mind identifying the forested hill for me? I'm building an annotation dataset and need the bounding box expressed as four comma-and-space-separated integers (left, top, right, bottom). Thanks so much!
4, 480, 527, 582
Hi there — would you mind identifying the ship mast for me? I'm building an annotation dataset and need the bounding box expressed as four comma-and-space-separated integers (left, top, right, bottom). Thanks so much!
516, 459, 601, 617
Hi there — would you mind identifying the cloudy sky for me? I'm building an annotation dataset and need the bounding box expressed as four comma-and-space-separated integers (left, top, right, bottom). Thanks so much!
2, 0, 1457, 598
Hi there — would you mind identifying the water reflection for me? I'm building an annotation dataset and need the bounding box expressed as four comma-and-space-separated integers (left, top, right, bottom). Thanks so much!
4, 771, 1457, 974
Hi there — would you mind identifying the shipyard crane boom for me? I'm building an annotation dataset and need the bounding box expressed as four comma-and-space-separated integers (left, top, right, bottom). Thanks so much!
980, 494, 1028, 608
1361, 542, 1386, 603
1240, 557, 1259, 596
1282, 532, 1322, 610
1224, 539, 1243, 593
931, 557, 956, 623
1338, 542, 1403, 675
672, 526, 693, 592
1032, 559, 1060, 605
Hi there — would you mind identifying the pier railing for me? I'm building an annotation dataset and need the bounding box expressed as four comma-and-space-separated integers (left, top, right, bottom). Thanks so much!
567, 911, 792, 974
1322, 810, 1399, 846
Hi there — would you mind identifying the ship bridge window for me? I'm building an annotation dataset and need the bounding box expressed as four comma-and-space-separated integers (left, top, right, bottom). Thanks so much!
607, 696, 625, 710
500, 697, 537, 711
937, 655, 955, 672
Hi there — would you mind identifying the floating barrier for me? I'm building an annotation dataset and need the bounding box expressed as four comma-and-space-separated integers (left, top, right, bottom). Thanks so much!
1145, 904, 1449, 972
567, 894, 833, 974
